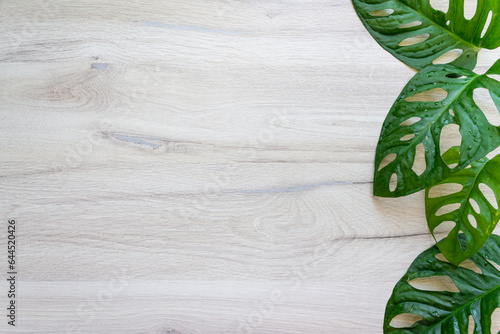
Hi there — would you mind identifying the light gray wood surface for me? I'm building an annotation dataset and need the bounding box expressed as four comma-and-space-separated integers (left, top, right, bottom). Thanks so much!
1, 0, 500, 333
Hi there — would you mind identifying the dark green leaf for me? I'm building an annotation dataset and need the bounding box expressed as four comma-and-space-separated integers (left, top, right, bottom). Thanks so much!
374, 62, 500, 197
426, 148, 500, 266
352, 0, 500, 70
384, 234, 500, 333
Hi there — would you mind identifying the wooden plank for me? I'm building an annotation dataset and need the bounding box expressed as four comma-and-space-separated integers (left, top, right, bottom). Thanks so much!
1, 0, 500, 332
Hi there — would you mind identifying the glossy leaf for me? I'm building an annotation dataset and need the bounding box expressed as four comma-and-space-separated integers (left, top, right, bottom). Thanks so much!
352, 0, 500, 70
426, 148, 500, 266
384, 234, 500, 333
374, 62, 500, 197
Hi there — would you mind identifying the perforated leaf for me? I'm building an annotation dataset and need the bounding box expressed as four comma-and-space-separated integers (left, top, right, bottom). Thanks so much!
352, 0, 500, 70
374, 62, 500, 197
426, 148, 500, 266
384, 234, 500, 333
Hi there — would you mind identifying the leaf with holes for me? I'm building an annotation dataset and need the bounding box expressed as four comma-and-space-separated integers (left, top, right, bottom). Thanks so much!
384, 234, 500, 333
425, 148, 500, 266
374, 61, 500, 197
352, 0, 500, 70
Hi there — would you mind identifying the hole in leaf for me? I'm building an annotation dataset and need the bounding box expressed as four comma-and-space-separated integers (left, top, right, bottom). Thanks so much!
446, 73, 466, 79
473, 88, 500, 126
378, 153, 397, 171
460, 259, 482, 274
487, 74, 500, 82
399, 21, 422, 29
433, 221, 456, 234
400, 117, 421, 127
412, 143, 427, 176
491, 308, 500, 333
435, 254, 481, 274
449, 109, 456, 116
486, 258, 500, 272
435, 203, 460, 216
430, 0, 449, 13
432, 49, 463, 65
409, 275, 460, 292
459, 232, 468, 251
435, 253, 451, 263
468, 214, 477, 228
468, 315, 475, 334
469, 198, 480, 213
486, 148, 500, 160
481, 11, 493, 38
370, 9, 394, 16
390, 173, 398, 192
428, 183, 463, 198
446, 20, 451, 25
440, 124, 462, 167
464, 0, 478, 20
479, 183, 498, 209
399, 33, 430, 47
389, 313, 423, 328
401, 134, 415, 141
406, 88, 448, 102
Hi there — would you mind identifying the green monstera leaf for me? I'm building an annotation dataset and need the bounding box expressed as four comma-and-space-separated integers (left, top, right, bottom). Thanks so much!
384, 234, 500, 333
352, 0, 500, 70
426, 147, 500, 266
374, 61, 500, 197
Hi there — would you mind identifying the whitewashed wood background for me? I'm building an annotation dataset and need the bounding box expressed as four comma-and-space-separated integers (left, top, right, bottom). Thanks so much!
1, 0, 500, 333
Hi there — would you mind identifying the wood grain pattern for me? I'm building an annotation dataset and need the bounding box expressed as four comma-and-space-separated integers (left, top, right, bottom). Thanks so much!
1, 0, 500, 333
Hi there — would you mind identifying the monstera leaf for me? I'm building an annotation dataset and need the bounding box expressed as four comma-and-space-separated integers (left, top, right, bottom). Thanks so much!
374, 61, 500, 197
384, 234, 500, 333
425, 147, 500, 266
352, 0, 500, 70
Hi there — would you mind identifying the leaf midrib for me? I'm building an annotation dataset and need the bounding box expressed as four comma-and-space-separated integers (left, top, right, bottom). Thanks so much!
436, 157, 500, 246
431, 158, 491, 264
385, 71, 480, 181
456, 159, 489, 226
390, 0, 479, 51
421, 273, 500, 333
